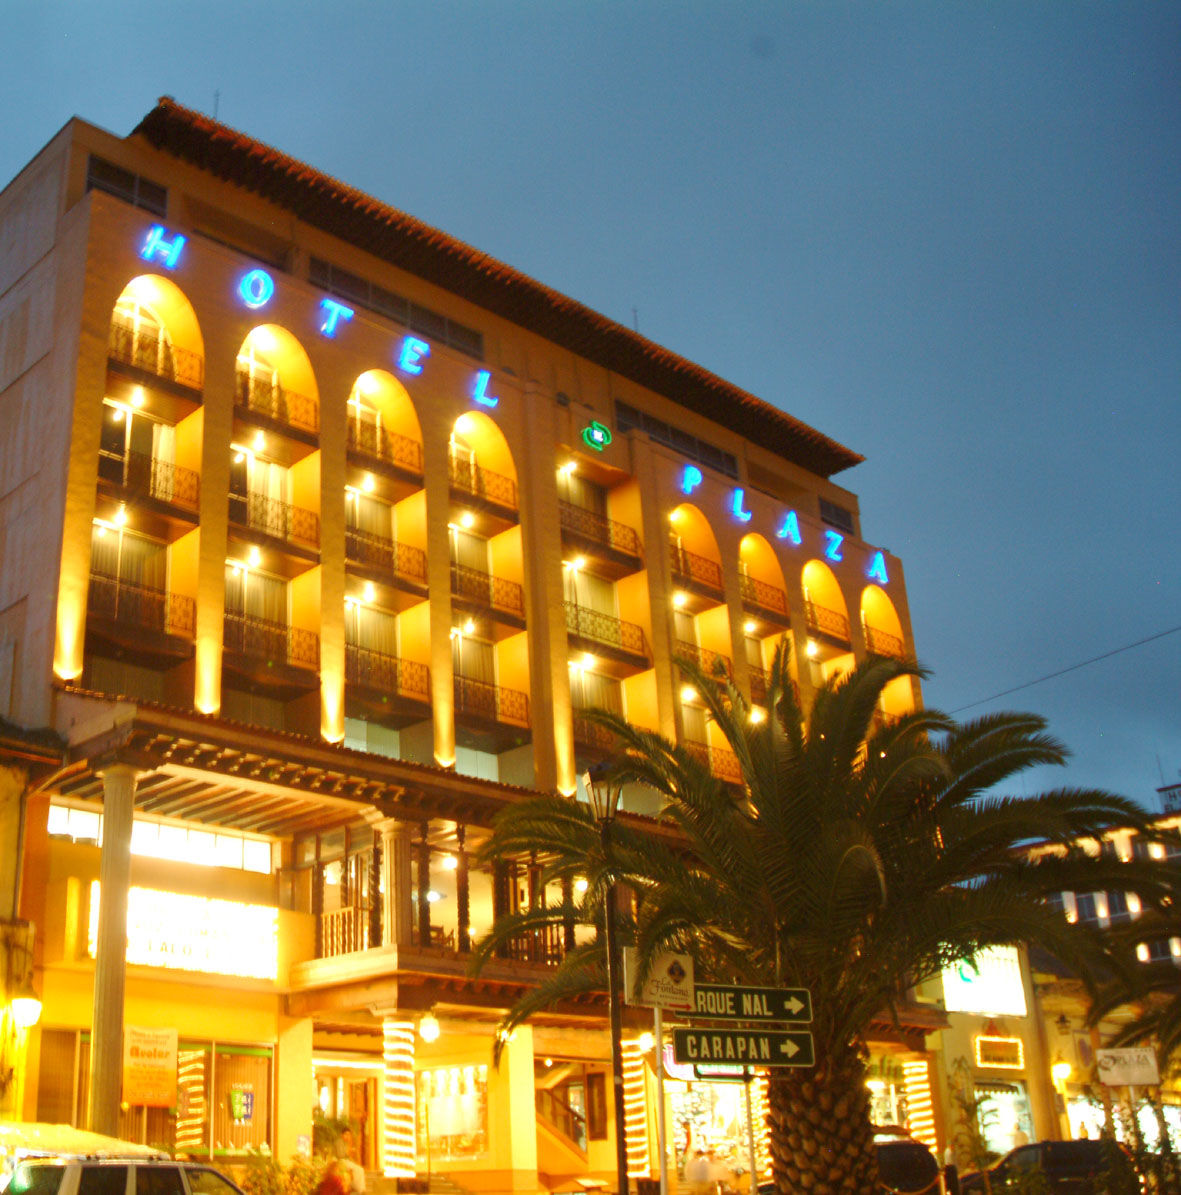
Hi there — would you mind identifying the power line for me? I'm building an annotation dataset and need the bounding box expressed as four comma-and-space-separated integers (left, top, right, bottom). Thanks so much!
948, 623, 1181, 714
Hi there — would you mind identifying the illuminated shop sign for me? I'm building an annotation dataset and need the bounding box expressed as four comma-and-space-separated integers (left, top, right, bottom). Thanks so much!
942, 946, 1027, 1017
88, 882, 279, 980
975, 1035, 1025, 1070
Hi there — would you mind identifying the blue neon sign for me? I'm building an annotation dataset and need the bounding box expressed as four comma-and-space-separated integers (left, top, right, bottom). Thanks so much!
681, 465, 703, 495
472, 369, 499, 408
319, 298, 354, 337
397, 336, 431, 375
731, 488, 753, 523
776, 510, 802, 546
867, 551, 889, 585
238, 269, 275, 309
140, 225, 186, 269
824, 530, 844, 563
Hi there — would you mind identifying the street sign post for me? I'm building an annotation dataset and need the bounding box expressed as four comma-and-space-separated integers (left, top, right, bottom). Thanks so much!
673, 1027, 815, 1068
692, 983, 812, 1023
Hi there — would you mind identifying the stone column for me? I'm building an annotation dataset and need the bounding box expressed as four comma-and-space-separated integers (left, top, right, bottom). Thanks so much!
88, 763, 137, 1136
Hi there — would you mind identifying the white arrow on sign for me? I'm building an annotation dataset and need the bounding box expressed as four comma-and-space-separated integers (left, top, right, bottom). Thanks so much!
785, 996, 805, 1016
779, 1039, 799, 1058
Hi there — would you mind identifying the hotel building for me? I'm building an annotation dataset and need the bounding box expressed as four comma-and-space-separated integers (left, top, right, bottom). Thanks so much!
0, 99, 936, 1189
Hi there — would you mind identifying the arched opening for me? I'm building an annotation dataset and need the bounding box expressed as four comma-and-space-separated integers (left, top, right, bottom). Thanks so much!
347, 369, 423, 472
739, 533, 792, 706
236, 324, 319, 436
109, 274, 204, 388
802, 559, 854, 688
448, 415, 529, 783
861, 585, 914, 722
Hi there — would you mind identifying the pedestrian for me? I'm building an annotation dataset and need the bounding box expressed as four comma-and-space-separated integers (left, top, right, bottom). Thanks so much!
316, 1160, 348, 1195
685, 1148, 711, 1195
336, 1131, 366, 1194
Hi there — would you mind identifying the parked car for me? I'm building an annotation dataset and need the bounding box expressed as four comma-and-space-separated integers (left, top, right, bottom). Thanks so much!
757, 1128, 944, 1194
0, 1123, 245, 1195
958, 1138, 1136, 1194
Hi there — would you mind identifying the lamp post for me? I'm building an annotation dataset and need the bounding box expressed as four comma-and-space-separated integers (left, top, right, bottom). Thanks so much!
583, 765, 629, 1195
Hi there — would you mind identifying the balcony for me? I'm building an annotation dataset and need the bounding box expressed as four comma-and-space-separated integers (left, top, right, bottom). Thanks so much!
749, 666, 801, 708
670, 543, 724, 598
572, 710, 618, 758
497, 922, 567, 966
235, 371, 319, 438
346, 420, 423, 479
448, 455, 517, 514
804, 600, 851, 645
230, 491, 319, 553
740, 574, 790, 623
564, 603, 648, 666
320, 906, 376, 957
223, 612, 319, 694
451, 563, 525, 623
98, 450, 199, 516
108, 323, 203, 392
454, 675, 530, 739
684, 740, 743, 784
346, 644, 430, 726
558, 501, 642, 571
87, 574, 195, 664
345, 528, 427, 590
675, 641, 732, 679
864, 624, 906, 660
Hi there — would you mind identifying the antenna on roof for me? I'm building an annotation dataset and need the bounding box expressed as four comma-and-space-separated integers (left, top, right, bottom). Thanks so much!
213, 90, 220, 121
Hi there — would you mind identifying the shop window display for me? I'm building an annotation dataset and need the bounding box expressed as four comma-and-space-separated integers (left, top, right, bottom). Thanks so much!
416, 1065, 488, 1165
35, 1030, 272, 1156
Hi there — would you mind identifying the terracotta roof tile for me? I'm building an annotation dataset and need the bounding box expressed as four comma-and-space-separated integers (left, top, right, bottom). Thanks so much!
133, 97, 863, 478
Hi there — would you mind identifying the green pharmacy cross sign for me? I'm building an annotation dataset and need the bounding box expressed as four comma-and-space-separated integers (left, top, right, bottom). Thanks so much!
581, 420, 612, 451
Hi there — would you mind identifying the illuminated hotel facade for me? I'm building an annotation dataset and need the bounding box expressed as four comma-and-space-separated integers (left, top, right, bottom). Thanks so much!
0, 100, 938, 1187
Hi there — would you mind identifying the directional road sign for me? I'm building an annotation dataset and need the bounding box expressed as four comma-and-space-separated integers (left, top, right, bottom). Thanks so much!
692, 983, 812, 1023
673, 1027, 815, 1068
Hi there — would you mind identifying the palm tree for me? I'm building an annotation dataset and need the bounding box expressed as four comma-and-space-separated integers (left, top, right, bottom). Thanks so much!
471, 645, 1176, 1195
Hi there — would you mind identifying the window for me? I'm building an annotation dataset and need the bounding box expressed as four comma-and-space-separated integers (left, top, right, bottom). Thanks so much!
86, 155, 167, 216
819, 498, 855, 534
615, 400, 738, 479
586, 1072, 607, 1140
1074, 893, 1098, 924
309, 257, 484, 359
558, 471, 607, 516
1106, 890, 1131, 924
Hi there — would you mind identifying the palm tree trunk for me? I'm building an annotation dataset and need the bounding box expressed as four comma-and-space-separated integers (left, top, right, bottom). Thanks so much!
765, 1056, 877, 1194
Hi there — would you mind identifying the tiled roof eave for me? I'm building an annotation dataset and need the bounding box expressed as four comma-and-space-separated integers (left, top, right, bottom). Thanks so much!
131, 98, 864, 479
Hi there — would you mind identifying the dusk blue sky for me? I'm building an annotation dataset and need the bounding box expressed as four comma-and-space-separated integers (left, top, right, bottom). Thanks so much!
3, 2, 1177, 805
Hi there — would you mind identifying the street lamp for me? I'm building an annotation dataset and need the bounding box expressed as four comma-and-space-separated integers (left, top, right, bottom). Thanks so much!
583, 764, 629, 1195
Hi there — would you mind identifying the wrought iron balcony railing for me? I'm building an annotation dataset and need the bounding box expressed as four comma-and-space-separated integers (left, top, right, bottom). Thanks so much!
98, 449, 200, 512
675, 641, 732, 678
748, 666, 800, 708
108, 322, 204, 390
88, 574, 195, 638
669, 543, 724, 593
454, 674, 530, 728
345, 643, 430, 700
235, 370, 319, 435
558, 500, 641, 558
564, 603, 648, 658
864, 624, 906, 660
230, 490, 320, 549
804, 600, 851, 643
448, 455, 517, 510
346, 420, 423, 474
572, 711, 618, 754
683, 740, 743, 784
451, 562, 525, 619
223, 612, 319, 670
739, 573, 789, 617
345, 527, 428, 585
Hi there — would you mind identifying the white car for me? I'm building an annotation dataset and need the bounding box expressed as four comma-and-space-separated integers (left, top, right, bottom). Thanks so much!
0, 1124, 245, 1195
